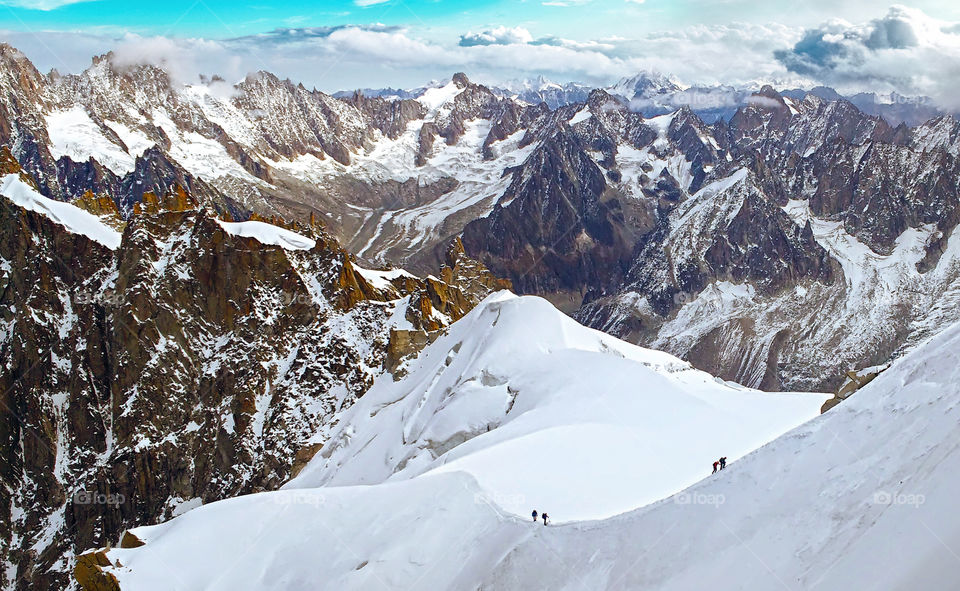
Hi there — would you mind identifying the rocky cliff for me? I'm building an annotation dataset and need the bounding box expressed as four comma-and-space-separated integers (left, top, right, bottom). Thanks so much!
0, 148, 506, 589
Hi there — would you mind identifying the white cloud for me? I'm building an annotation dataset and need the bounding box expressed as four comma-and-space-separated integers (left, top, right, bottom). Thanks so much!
354, 0, 390, 6
7, 5, 960, 112
775, 5, 960, 108
746, 95, 785, 109
459, 26, 534, 47
0, 22, 800, 91
110, 33, 234, 85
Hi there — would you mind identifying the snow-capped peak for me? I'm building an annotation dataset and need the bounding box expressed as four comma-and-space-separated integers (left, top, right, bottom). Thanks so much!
416, 78, 465, 112
608, 72, 687, 100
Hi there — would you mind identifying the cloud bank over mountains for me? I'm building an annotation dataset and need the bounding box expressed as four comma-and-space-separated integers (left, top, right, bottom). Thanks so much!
2, 5, 959, 109
775, 5, 960, 108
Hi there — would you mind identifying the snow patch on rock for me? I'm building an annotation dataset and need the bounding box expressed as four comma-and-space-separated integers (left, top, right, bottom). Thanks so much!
0, 174, 121, 249
215, 219, 316, 250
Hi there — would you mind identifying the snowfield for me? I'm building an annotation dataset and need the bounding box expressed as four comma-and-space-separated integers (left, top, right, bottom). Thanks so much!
45, 106, 145, 175
94, 293, 940, 591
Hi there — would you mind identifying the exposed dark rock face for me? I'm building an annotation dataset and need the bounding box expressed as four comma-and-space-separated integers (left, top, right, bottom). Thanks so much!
347, 92, 427, 140
462, 128, 630, 299
459, 84, 960, 391
118, 147, 242, 218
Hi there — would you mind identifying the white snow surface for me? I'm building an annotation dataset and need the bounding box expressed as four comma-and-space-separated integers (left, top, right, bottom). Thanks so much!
94, 294, 936, 591
0, 174, 121, 249
290, 293, 826, 521
215, 220, 315, 251
416, 80, 463, 113
568, 108, 593, 125
353, 265, 416, 292
44, 106, 141, 175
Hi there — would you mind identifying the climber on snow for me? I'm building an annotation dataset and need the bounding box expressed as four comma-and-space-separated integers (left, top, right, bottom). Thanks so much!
712, 460, 719, 474
542, 513, 549, 525
532, 509, 538, 522
719, 457, 727, 470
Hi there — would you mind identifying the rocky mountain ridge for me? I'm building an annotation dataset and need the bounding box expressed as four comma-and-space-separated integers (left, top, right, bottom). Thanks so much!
4, 42, 960, 391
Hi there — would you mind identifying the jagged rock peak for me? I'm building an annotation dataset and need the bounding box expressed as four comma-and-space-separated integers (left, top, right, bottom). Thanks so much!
751, 85, 788, 107
451, 72, 471, 88
0, 42, 30, 62
89, 51, 115, 66
586, 88, 621, 110
132, 186, 200, 215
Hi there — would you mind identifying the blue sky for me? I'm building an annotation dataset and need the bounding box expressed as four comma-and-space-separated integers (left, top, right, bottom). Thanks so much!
2, 0, 960, 104
6, 0, 954, 39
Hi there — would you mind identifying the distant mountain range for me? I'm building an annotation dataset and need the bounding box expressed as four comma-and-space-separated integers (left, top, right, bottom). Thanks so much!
337, 73, 946, 126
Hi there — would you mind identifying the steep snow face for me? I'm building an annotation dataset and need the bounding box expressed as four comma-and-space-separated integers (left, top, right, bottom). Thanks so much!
352, 264, 417, 293
289, 293, 826, 521
0, 174, 121, 249
215, 220, 316, 251
148, 109, 262, 184
99, 300, 960, 591
568, 108, 592, 125
664, 167, 750, 251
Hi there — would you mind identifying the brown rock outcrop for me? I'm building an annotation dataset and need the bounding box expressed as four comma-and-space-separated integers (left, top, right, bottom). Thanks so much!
0, 157, 508, 589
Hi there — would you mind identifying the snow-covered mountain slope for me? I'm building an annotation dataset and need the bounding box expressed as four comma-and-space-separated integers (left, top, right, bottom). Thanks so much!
82, 293, 831, 590
473, 318, 960, 590
290, 293, 827, 521
85, 296, 960, 590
